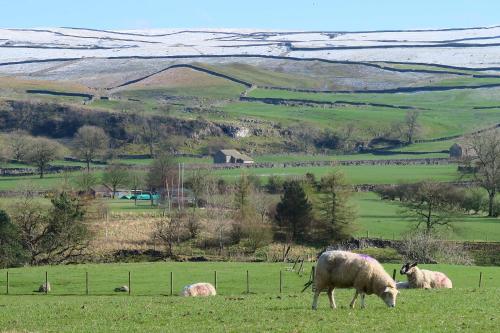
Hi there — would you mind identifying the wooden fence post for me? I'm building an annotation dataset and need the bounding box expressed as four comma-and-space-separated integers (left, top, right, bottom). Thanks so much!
311, 265, 315, 292
170, 272, 173, 296
392, 269, 397, 281
479, 272, 483, 288
128, 271, 131, 295
85, 272, 89, 295
6, 271, 8, 295
298, 258, 305, 275
246, 270, 249, 294
214, 271, 217, 291
279, 270, 282, 293
45, 271, 48, 295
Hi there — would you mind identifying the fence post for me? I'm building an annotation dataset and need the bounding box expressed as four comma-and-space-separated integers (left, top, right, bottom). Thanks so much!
45, 271, 48, 295
6, 271, 8, 295
170, 272, 173, 296
392, 269, 397, 281
128, 271, 131, 295
311, 266, 315, 292
85, 272, 89, 295
246, 270, 249, 294
214, 271, 217, 291
298, 258, 304, 275
279, 270, 282, 294
479, 272, 483, 288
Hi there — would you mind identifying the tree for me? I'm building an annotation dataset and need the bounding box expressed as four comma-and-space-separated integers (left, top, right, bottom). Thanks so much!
317, 171, 356, 241
140, 117, 162, 157
102, 163, 130, 199
10, 191, 91, 265
6, 130, 32, 161
403, 111, 421, 144
232, 173, 256, 242
0, 210, 27, 268
25, 137, 63, 178
154, 211, 188, 257
147, 154, 178, 206
73, 125, 109, 172
73, 172, 99, 195
275, 180, 313, 243
400, 181, 462, 232
468, 132, 500, 217
129, 171, 144, 206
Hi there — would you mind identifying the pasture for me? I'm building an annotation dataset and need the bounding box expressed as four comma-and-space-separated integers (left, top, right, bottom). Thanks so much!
0, 262, 498, 332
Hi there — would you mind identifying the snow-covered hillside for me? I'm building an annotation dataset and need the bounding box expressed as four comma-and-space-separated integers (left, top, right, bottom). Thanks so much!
1, 26, 500, 68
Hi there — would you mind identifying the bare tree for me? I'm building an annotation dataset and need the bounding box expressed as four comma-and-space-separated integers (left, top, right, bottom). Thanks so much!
25, 138, 63, 178
140, 117, 162, 157
102, 163, 130, 199
468, 131, 500, 216
403, 111, 421, 144
129, 171, 144, 206
400, 181, 462, 232
154, 211, 187, 257
73, 172, 99, 195
146, 154, 177, 206
73, 126, 109, 172
6, 130, 32, 161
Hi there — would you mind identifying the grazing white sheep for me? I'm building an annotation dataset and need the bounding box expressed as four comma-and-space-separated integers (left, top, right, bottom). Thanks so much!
400, 262, 452, 289
312, 251, 399, 310
181, 282, 216, 297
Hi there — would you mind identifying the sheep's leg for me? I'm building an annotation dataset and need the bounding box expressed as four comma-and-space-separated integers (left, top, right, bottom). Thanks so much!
312, 290, 320, 310
349, 290, 359, 309
327, 288, 336, 309
360, 293, 366, 309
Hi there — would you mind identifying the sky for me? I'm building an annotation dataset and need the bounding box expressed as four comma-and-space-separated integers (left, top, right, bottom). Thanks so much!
0, 0, 498, 31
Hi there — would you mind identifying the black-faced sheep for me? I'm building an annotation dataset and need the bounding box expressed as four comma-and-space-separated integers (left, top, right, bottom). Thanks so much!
400, 262, 452, 289
181, 283, 216, 297
312, 251, 399, 309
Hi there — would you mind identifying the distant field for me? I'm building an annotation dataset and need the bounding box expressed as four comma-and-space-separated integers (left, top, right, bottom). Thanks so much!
0, 164, 461, 191
354, 192, 500, 241
253, 152, 449, 163
212, 164, 462, 184
0, 262, 498, 332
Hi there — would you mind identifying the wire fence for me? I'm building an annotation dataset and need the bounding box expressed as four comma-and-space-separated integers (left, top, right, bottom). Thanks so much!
0, 264, 493, 297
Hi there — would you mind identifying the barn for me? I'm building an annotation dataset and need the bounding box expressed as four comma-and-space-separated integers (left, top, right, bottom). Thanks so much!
213, 149, 254, 164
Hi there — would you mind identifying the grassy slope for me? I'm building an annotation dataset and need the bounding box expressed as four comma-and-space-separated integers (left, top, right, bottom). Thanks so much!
0, 262, 498, 332
246, 87, 500, 139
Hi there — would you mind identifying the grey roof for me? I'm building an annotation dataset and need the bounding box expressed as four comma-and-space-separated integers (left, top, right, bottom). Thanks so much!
218, 149, 253, 161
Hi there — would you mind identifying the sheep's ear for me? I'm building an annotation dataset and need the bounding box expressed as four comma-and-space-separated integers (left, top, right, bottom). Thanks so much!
411, 262, 418, 267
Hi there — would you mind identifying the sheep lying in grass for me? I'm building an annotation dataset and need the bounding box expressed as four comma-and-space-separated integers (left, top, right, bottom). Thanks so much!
400, 262, 452, 289
312, 251, 399, 310
181, 283, 216, 297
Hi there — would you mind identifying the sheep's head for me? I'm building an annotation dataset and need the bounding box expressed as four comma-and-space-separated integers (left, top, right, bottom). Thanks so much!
381, 286, 399, 308
400, 262, 418, 275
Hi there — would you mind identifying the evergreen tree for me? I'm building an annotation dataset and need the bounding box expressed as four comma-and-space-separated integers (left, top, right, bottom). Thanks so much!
318, 171, 356, 241
275, 180, 312, 242
0, 210, 27, 268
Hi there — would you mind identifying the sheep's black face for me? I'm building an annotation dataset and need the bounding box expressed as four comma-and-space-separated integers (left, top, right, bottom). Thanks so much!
400, 262, 417, 275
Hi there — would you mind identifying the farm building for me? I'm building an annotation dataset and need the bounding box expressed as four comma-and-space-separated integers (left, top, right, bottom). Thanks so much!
213, 149, 254, 164
88, 185, 130, 198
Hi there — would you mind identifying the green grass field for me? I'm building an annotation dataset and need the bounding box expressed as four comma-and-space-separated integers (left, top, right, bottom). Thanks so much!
0, 262, 498, 332
213, 164, 462, 184
0, 164, 462, 191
